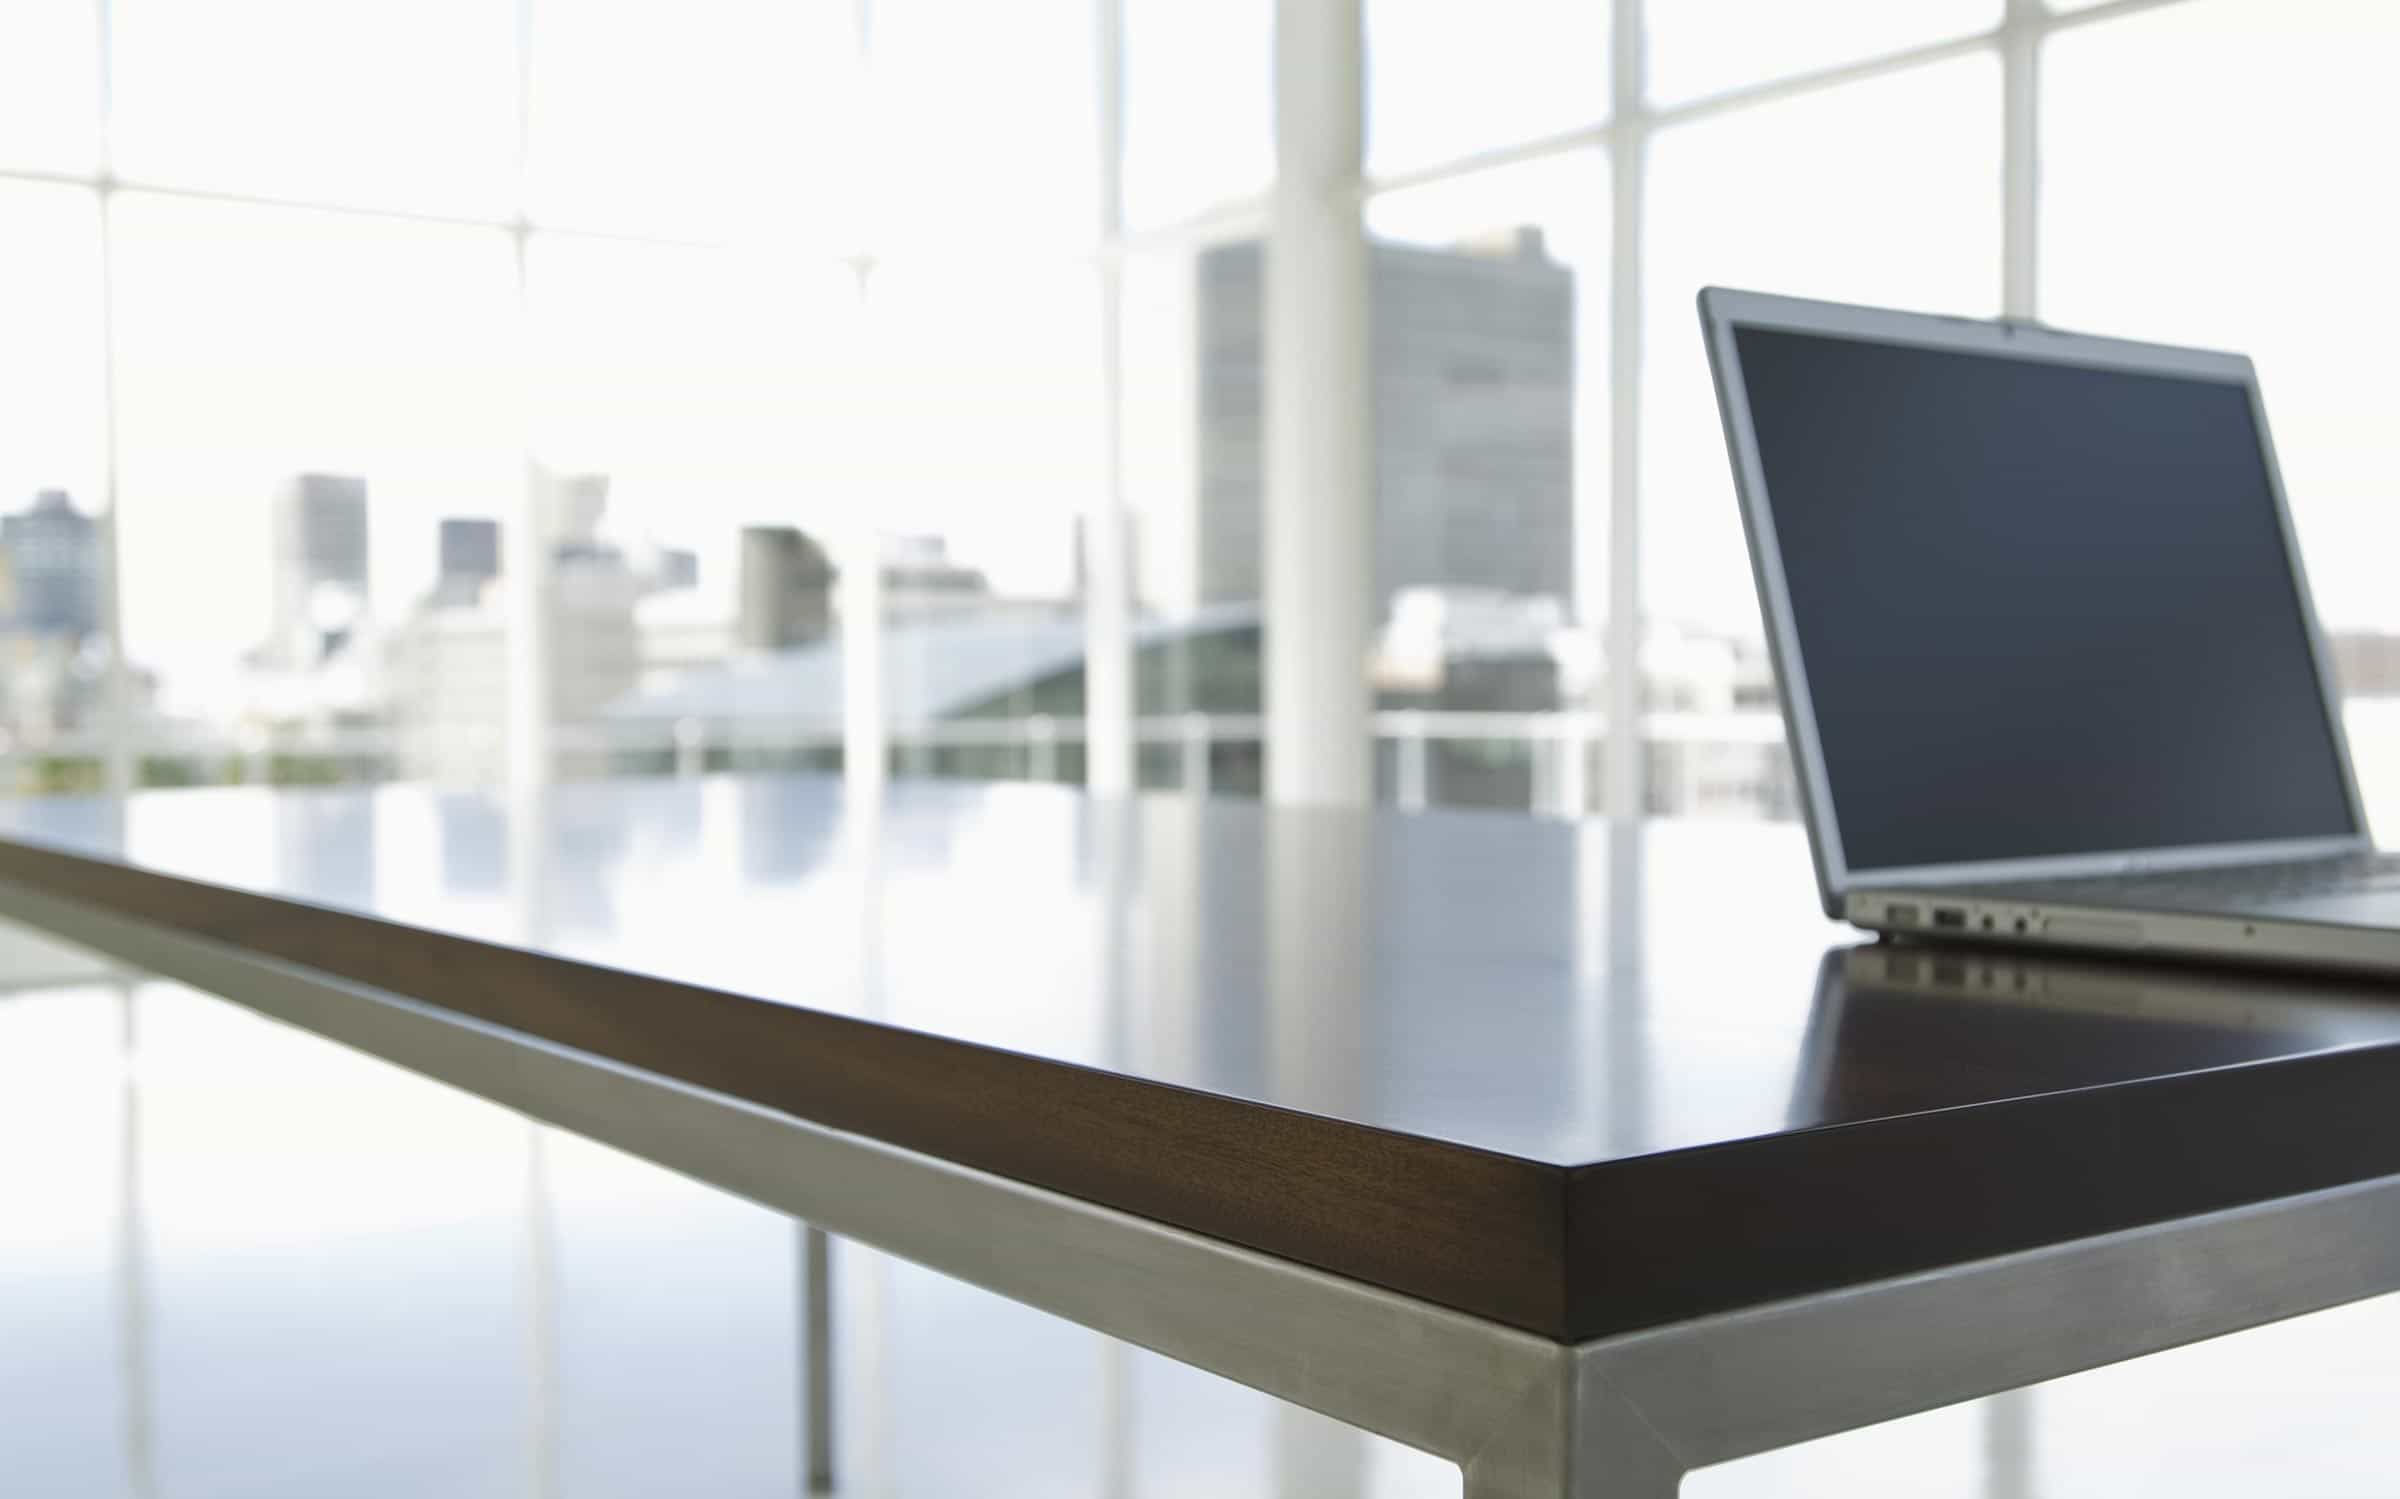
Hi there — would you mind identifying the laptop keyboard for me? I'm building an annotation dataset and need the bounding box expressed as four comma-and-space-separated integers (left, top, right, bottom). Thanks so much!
1992, 851, 2400, 914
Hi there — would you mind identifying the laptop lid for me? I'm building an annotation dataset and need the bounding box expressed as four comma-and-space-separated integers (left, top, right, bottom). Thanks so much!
1698, 288, 2369, 918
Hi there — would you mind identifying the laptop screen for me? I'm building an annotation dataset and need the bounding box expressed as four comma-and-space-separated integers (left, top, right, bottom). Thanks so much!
1732, 324, 2356, 872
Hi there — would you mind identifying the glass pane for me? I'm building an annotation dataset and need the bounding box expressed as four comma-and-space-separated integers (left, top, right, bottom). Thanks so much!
866, 265, 1103, 785
1125, 0, 1273, 229
2042, 0, 2400, 836
1122, 240, 1266, 795
527, 239, 859, 779
0, 183, 107, 791
530, 0, 853, 241
111, 195, 519, 789
1367, 0, 1609, 177
112, 0, 516, 217
868, 0, 1098, 251
0, 0, 98, 174
1366, 152, 1607, 814
1642, 54, 2001, 817
1646, 0, 2001, 108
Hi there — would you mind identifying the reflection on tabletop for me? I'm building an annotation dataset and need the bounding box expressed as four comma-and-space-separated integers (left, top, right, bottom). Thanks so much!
9, 776, 2400, 1494
10, 949, 2400, 1495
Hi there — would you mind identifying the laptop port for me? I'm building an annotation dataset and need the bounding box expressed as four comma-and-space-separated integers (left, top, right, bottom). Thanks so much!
1884, 902, 1920, 927
1932, 907, 1968, 930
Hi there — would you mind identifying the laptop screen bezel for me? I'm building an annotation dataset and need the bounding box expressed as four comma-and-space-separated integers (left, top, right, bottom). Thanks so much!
1698, 287, 2370, 917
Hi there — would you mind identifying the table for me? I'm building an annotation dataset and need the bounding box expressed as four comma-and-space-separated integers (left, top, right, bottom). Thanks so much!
2, 774, 2398, 1497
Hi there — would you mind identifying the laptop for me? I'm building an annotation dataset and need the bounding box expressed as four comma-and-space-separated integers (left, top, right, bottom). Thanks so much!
1699, 287, 2400, 976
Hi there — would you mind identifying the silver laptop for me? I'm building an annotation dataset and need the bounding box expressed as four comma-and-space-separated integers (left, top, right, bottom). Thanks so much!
1700, 287, 2400, 975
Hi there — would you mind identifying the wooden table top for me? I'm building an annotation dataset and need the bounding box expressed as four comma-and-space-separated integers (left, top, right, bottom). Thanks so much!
2, 774, 2397, 1344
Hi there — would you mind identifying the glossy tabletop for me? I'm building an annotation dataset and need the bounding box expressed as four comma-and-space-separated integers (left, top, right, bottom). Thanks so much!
20, 968, 2400, 1498
2, 774, 2398, 1342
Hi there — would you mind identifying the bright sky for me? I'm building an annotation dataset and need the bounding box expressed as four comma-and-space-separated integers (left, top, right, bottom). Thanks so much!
0, 0, 2393, 699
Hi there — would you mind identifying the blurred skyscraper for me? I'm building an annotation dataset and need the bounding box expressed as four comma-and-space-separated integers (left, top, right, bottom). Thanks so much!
1191, 229, 1574, 611
737, 525, 837, 651
438, 517, 500, 596
273, 472, 371, 664
387, 470, 641, 781
0, 489, 101, 639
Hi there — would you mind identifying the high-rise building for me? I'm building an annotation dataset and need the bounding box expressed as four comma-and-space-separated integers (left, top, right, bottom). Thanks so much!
544, 472, 610, 555
0, 489, 101, 639
650, 547, 699, 593
439, 517, 500, 587
1191, 229, 1574, 611
389, 481, 641, 781
425, 517, 502, 611
274, 473, 371, 661
737, 526, 837, 651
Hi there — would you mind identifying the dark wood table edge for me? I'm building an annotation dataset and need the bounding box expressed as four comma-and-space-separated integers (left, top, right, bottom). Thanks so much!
12, 827, 2400, 1345
0, 832, 1577, 1339
1564, 1036, 2400, 1339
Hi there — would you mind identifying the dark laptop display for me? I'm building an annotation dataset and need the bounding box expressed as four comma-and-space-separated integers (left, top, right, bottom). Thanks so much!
1733, 326, 2355, 871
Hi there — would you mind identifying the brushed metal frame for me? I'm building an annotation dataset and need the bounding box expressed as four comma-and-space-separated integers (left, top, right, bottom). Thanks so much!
13, 879, 2400, 1498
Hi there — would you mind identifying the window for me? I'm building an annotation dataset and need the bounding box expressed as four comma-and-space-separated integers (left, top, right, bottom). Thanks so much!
0, 1, 98, 175
0, 184, 106, 790
1124, 0, 1273, 229
113, 0, 516, 217
868, 0, 1099, 251
865, 264, 1104, 784
525, 239, 857, 780
1366, 0, 1609, 176
1119, 240, 1267, 794
2044, 0, 2400, 834
1645, 0, 2000, 107
1638, 53, 1998, 816
528, 0, 848, 241
1366, 151, 1608, 813
0, 0, 2373, 822
111, 197, 518, 787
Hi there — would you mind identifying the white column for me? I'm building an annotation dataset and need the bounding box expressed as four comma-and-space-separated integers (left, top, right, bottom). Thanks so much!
841, 260, 889, 803
94, 0, 135, 803
1602, 0, 1648, 821
841, 520, 887, 801
504, 0, 553, 796
2000, 0, 2042, 321
96, 211, 136, 803
1085, 0, 1136, 799
504, 450, 554, 792
1265, 0, 1372, 807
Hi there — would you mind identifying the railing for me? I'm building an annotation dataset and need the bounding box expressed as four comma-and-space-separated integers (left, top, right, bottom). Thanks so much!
9, 701, 2399, 831
0, 711, 1791, 819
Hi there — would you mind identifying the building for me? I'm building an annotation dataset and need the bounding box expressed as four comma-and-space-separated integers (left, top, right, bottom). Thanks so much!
737, 526, 837, 651
543, 473, 610, 554
880, 534, 991, 614
2333, 631, 2400, 698
649, 546, 699, 593
440, 518, 500, 585
0, 490, 115, 744
606, 601, 1264, 784
0, 489, 101, 640
386, 563, 644, 781
1191, 228, 1575, 613
653, 529, 1003, 676
385, 474, 641, 781
272, 473, 371, 667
